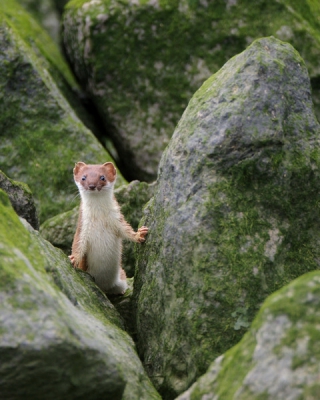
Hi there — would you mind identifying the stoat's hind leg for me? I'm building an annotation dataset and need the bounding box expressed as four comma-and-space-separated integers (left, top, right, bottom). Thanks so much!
107, 268, 128, 295
107, 278, 128, 295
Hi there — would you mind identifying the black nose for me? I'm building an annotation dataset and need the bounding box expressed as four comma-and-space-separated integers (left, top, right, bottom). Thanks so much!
89, 184, 96, 190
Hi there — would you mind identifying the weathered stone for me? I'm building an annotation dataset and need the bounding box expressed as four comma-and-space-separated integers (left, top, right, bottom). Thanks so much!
17, 0, 61, 43
113, 180, 156, 276
110, 277, 136, 337
176, 271, 320, 400
133, 37, 320, 399
0, 169, 39, 230
0, 1, 124, 222
0, 188, 160, 400
62, 0, 320, 182
40, 207, 79, 254
40, 180, 155, 276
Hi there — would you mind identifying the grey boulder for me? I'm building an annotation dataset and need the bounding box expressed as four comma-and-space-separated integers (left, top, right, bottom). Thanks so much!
133, 37, 320, 398
0, 188, 160, 400
176, 271, 320, 400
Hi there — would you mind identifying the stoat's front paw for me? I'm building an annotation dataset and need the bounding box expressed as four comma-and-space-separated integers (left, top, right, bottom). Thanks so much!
137, 226, 149, 243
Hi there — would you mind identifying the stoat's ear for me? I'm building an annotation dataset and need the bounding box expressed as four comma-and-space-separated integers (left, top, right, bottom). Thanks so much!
103, 162, 116, 182
74, 161, 86, 175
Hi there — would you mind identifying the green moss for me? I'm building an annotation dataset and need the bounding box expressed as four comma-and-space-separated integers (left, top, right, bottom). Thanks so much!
195, 140, 320, 353
0, 188, 12, 208
64, 0, 320, 182
115, 181, 155, 276
0, 2, 123, 221
303, 383, 320, 399
0, 190, 45, 289
0, 192, 160, 400
133, 35, 320, 398
214, 344, 256, 398
0, 1, 76, 89
184, 272, 320, 399
17, 0, 61, 43
0, 190, 120, 327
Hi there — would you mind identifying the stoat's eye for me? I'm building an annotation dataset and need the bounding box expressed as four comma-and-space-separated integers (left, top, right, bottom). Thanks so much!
100, 175, 106, 181
82, 175, 86, 181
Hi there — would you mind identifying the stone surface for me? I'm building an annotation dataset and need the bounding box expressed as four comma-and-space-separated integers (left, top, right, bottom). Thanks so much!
113, 180, 156, 276
40, 207, 79, 254
62, 0, 320, 182
0, 169, 39, 230
0, 188, 160, 400
176, 271, 320, 400
111, 277, 136, 337
17, 0, 61, 43
133, 37, 320, 399
40, 180, 155, 276
0, 1, 123, 222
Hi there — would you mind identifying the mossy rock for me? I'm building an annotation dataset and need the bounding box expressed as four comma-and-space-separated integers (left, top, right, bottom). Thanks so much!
0, 1, 124, 222
40, 207, 79, 253
110, 277, 136, 338
17, 0, 61, 43
113, 180, 156, 276
40, 180, 155, 276
0, 169, 39, 230
62, 0, 320, 182
0, 0, 77, 91
133, 37, 320, 399
0, 188, 160, 400
176, 270, 320, 400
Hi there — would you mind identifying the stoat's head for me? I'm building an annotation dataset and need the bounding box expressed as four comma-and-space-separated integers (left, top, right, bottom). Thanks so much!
73, 162, 116, 195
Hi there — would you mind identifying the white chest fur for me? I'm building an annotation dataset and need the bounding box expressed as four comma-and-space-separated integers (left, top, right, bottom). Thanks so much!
79, 190, 126, 293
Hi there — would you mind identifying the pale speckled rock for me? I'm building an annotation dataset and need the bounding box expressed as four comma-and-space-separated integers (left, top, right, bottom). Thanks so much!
0, 169, 39, 230
133, 37, 320, 399
176, 271, 320, 400
62, 0, 320, 182
0, 1, 123, 222
40, 180, 155, 276
0, 189, 160, 400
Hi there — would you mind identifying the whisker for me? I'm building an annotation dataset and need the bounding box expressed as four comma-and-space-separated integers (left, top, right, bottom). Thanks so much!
67, 185, 81, 204
70, 192, 81, 203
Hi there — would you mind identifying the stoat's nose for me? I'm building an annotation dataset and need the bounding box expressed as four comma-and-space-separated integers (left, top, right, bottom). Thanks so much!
88, 184, 96, 191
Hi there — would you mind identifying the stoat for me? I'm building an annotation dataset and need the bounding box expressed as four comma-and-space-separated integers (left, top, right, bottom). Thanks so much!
69, 161, 148, 295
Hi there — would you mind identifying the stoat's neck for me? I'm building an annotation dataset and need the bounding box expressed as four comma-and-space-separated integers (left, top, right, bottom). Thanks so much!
80, 188, 117, 218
